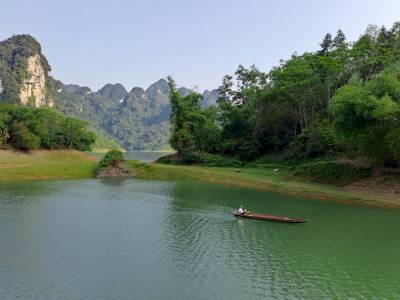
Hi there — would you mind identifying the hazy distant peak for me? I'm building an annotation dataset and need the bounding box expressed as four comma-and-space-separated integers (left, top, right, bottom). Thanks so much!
129, 87, 146, 97
146, 79, 169, 93
177, 87, 192, 97
202, 89, 219, 107
98, 83, 128, 100
63, 84, 82, 93
71, 86, 92, 97
146, 79, 170, 107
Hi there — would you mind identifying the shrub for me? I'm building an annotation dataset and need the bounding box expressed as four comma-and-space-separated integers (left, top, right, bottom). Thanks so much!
98, 149, 125, 169
9, 122, 40, 150
157, 152, 244, 167
292, 161, 372, 183
285, 123, 335, 162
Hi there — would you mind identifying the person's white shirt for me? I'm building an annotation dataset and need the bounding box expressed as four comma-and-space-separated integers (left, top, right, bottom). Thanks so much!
238, 207, 244, 214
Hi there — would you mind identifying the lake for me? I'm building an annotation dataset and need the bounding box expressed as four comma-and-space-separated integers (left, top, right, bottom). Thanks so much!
0, 179, 399, 299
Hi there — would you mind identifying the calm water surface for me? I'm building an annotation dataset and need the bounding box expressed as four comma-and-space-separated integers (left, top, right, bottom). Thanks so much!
0, 179, 400, 299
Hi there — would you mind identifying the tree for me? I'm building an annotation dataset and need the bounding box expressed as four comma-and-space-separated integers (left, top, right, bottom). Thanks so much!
0, 111, 10, 145
165, 21, 400, 165
319, 33, 333, 55
59, 117, 96, 151
330, 66, 400, 165
168, 76, 222, 156
269, 54, 324, 131
332, 29, 347, 49
218, 65, 267, 105
9, 122, 40, 150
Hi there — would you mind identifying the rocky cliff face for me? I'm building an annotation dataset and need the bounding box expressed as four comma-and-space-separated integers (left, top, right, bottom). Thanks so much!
0, 35, 52, 107
19, 54, 52, 107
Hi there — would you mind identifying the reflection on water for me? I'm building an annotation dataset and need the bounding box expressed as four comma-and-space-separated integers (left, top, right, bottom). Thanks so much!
0, 179, 399, 299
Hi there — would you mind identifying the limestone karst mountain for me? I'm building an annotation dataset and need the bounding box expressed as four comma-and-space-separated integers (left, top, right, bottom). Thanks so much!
0, 35, 53, 107
52, 79, 219, 150
0, 34, 219, 150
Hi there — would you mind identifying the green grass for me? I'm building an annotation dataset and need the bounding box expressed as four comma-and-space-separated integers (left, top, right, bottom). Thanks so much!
128, 160, 397, 208
0, 150, 397, 208
0, 150, 96, 180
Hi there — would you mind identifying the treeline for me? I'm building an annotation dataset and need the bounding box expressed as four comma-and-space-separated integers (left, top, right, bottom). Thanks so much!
0, 104, 96, 151
168, 22, 400, 167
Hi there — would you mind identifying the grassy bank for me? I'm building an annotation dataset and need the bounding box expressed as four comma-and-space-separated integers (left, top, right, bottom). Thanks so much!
128, 160, 400, 208
1, 150, 399, 208
0, 150, 96, 180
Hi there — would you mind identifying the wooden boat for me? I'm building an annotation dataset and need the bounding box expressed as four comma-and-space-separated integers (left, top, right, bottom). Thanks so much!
233, 211, 307, 223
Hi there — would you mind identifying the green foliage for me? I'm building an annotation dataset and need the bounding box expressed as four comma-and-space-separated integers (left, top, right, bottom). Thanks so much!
160, 21, 400, 172
98, 149, 125, 169
292, 161, 372, 183
59, 117, 96, 151
286, 122, 336, 161
168, 76, 222, 155
193, 152, 244, 167
9, 122, 40, 150
157, 152, 244, 167
0, 103, 96, 151
330, 65, 400, 165
166, 20, 400, 170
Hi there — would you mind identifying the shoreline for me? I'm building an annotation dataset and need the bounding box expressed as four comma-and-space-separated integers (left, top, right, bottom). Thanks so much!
1, 150, 399, 209
129, 161, 400, 209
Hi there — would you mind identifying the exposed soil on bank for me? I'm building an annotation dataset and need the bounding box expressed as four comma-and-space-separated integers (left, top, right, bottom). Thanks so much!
96, 163, 135, 178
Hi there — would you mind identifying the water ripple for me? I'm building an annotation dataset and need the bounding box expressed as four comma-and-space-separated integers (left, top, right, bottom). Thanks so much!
0, 179, 400, 299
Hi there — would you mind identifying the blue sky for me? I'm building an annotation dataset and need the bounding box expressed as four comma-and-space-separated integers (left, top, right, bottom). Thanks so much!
1, 0, 400, 91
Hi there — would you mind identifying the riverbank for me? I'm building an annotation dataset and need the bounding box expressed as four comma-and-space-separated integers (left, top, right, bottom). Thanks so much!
129, 161, 400, 209
1, 150, 400, 208
0, 150, 96, 180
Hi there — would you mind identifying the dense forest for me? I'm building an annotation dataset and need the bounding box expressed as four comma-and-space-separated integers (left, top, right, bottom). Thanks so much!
0, 104, 95, 151
167, 22, 400, 168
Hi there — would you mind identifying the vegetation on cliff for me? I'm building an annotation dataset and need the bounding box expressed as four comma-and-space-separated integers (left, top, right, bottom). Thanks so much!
0, 35, 51, 104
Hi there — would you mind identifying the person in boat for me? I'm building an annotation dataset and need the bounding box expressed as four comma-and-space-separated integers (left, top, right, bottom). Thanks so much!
238, 206, 248, 215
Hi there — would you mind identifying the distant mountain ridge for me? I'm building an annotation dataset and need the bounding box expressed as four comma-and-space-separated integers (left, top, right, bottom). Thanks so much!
0, 34, 219, 150
51, 79, 219, 150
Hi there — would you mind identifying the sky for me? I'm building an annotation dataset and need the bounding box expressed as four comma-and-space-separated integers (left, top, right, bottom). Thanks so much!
1, 0, 400, 91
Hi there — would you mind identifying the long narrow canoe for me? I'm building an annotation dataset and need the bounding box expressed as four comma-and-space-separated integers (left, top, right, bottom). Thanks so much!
233, 211, 306, 223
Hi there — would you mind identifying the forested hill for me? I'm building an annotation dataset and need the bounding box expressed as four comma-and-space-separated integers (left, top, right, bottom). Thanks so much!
0, 34, 219, 150
167, 22, 400, 169
50, 78, 219, 150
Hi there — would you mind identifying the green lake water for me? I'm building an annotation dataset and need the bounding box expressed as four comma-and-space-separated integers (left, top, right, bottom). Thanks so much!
0, 179, 399, 299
